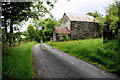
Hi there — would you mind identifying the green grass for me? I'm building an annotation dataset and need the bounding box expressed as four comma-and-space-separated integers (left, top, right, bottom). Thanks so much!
46, 38, 120, 74
2, 42, 38, 78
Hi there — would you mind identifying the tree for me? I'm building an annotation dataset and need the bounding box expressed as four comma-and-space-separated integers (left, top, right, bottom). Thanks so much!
34, 29, 43, 43
2, 0, 56, 46
87, 11, 103, 18
27, 24, 35, 41
106, 1, 120, 36
32, 18, 44, 43
103, 1, 120, 43
22, 30, 29, 42
42, 18, 59, 42
14, 32, 22, 45
32, 18, 60, 43
2, 2, 34, 46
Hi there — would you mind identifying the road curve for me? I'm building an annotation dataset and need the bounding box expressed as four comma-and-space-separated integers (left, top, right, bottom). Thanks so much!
32, 43, 119, 78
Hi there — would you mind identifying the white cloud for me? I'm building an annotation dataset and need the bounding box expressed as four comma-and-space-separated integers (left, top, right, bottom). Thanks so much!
51, 0, 115, 19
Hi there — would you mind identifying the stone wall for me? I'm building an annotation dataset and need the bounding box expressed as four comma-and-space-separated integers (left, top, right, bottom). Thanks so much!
58, 13, 100, 41
53, 33, 69, 41
60, 14, 71, 30
70, 21, 100, 39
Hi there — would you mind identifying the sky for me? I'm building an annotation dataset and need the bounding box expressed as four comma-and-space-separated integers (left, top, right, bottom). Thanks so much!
50, 0, 115, 19
21, 0, 115, 31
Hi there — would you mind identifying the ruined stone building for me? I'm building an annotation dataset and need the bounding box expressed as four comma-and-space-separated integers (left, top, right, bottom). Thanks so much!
53, 13, 100, 41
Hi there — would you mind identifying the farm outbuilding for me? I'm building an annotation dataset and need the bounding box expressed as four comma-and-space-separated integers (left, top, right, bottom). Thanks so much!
53, 27, 70, 41
53, 13, 100, 41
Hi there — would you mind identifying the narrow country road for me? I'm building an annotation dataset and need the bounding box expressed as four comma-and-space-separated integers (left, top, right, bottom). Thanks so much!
32, 43, 119, 78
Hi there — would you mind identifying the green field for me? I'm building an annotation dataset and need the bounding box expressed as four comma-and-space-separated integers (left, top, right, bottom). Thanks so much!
2, 42, 37, 78
47, 38, 120, 74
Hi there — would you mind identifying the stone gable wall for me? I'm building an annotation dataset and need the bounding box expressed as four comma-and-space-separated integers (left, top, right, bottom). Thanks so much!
57, 13, 100, 41
60, 14, 71, 30
70, 21, 100, 39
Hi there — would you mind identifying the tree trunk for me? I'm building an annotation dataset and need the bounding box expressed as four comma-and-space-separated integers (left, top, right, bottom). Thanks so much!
10, 19, 13, 33
9, 19, 13, 46
103, 25, 109, 43
108, 30, 113, 40
4, 18, 9, 42
115, 29, 118, 36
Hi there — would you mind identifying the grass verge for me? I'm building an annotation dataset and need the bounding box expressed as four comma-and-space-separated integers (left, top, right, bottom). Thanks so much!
46, 38, 120, 75
2, 42, 38, 78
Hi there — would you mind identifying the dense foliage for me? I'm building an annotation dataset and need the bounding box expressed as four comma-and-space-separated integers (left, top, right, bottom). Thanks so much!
2, 2, 33, 45
27, 24, 35, 41
2, 1, 56, 46
103, 1, 120, 43
23, 18, 61, 43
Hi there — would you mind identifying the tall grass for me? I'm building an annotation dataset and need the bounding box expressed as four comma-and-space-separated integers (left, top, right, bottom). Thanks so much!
47, 38, 120, 74
2, 42, 38, 78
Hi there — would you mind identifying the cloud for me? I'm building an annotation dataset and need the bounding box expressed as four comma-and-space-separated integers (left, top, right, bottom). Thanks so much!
51, 0, 114, 19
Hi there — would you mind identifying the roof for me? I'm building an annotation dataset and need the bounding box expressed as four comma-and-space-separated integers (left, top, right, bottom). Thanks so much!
54, 27, 70, 34
65, 13, 97, 22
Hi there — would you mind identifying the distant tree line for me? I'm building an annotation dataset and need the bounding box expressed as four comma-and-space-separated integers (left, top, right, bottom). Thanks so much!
24, 18, 61, 43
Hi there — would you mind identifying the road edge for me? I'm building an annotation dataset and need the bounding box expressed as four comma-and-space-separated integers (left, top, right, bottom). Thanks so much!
42, 43, 120, 78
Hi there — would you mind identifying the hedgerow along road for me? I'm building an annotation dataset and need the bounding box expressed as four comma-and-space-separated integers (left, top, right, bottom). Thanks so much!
32, 43, 119, 78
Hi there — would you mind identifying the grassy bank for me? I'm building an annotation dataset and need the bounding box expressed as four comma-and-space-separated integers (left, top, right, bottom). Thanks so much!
2, 42, 38, 78
46, 38, 120, 74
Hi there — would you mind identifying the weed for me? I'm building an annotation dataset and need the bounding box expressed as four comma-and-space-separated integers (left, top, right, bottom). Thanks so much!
47, 53, 54, 55
40, 44, 46, 50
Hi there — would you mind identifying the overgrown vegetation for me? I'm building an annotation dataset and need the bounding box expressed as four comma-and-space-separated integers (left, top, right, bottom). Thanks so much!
2, 42, 38, 78
47, 38, 120, 75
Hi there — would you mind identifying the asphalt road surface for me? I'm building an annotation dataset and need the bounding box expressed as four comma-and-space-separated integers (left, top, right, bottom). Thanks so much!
32, 43, 119, 78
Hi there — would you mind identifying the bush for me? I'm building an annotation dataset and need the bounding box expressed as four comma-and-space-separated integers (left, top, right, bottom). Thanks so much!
63, 34, 70, 41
